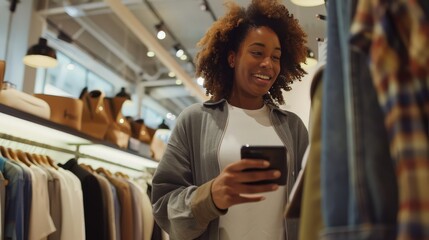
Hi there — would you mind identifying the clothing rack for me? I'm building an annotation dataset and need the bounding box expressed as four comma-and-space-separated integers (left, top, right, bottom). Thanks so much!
0, 132, 144, 172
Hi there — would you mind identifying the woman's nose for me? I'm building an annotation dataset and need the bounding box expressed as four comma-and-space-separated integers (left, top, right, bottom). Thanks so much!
260, 57, 273, 69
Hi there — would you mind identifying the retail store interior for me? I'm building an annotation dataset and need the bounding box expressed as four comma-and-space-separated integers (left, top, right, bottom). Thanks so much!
0, 1, 326, 238
1, 1, 428, 239
0, 0, 326, 172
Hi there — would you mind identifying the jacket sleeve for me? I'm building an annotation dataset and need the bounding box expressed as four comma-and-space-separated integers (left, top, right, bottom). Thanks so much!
296, 117, 309, 170
286, 111, 309, 173
151, 107, 225, 240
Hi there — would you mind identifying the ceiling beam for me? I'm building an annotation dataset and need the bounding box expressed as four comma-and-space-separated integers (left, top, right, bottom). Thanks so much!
73, 17, 143, 75
141, 79, 177, 87
104, 0, 208, 102
149, 86, 191, 99
38, 0, 142, 16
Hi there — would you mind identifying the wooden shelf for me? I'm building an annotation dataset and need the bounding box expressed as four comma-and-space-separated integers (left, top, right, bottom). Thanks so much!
0, 103, 158, 170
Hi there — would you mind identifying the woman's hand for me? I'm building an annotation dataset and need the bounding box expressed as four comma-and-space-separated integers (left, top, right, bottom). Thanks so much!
211, 159, 281, 210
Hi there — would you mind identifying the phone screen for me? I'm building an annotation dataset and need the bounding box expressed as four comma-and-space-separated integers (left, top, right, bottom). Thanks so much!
240, 145, 287, 185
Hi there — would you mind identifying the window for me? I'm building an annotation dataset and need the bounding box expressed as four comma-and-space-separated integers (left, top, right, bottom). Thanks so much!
38, 51, 114, 97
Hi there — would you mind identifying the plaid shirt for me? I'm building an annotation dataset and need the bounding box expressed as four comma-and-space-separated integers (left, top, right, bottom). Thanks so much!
351, 0, 429, 239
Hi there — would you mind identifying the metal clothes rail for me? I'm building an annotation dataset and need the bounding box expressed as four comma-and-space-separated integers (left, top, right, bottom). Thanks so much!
0, 132, 143, 172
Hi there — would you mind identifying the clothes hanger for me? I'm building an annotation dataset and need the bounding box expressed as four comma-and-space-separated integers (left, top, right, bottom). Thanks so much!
37, 154, 50, 167
45, 155, 59, 170
25, 152, 39, 165
7, 148, 19, 162
31, 154, 44, 165
15, 150, 32, 167
0, 145, 12, 159
79, 163, 94, 173
115, 172, 130, 179
95, 167, 112, 177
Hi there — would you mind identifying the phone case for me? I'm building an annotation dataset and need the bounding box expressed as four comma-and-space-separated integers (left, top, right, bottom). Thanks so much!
240, 145, 287, 185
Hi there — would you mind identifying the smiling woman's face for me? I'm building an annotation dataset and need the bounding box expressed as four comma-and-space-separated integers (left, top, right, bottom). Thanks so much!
228, 26, 281, 109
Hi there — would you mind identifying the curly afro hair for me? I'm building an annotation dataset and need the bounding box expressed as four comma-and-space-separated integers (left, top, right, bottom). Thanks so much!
195, 0, 307, 106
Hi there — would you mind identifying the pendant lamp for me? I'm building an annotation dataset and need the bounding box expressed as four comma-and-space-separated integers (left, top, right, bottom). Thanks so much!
23, 37, 58, 68
291, 0, 324, 7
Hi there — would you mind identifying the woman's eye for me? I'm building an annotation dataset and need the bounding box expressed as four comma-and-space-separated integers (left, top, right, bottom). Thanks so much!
272, 56, 281, 61
251, 51, 262, 56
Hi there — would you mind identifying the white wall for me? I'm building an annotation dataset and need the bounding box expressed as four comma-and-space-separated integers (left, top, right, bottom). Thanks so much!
281, 65, 319, 129
282, 40, 327, 129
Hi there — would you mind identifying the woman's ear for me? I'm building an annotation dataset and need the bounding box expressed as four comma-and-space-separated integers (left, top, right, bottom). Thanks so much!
228, 51, 235, 68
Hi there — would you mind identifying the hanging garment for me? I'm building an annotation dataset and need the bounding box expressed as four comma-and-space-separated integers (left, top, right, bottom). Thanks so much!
44, 167, 63, 240
0, 172, 6, 240
320, 0, 398, 239
10, 160, 32, 240
299, 66, 324, 240
320, 0, 352, 233
106, 175, 134, 240
134, 179, 154, 240
57, 168, 85, 240
0, 156, 24, 240
128, 180, 144, 240
28, 165, 56, 240
59, 159, 108, 240
94, 173, 117, 240
351, 0, 429, 239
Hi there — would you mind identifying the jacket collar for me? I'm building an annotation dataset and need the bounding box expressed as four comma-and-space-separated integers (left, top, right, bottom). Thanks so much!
203, 98, 288, 116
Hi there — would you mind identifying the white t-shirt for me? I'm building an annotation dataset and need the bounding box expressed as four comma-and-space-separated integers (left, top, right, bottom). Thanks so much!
58, 168, 85, 240
29, 165, 56, 240
218, 103, 286, 240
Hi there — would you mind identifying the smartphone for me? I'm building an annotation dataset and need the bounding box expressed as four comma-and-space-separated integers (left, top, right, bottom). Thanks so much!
240, 145, 287, 185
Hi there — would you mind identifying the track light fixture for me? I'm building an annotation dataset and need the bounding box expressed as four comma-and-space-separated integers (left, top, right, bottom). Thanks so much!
200, 0, 208, 11
301, 47, 318, 69
23, 37, 58, 68
174, 44, 184, 58
155, 23, 166, 40
147, 50, 155, 57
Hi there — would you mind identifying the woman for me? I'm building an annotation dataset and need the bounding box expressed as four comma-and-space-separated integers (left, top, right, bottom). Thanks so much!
151, 1, 309, 239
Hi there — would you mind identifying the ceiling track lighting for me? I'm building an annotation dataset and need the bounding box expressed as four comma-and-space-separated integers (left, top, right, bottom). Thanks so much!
155, 23, 166, 40
147, 50, 155, 58
291, 0, 325, 7
144, 0, 196, 68
200, 0, 208, 11
23, 37, 58, 68
316, 14, 326, 21
174, 44, 184, 58
199, 0, 217, 21
301, 47, 318, 69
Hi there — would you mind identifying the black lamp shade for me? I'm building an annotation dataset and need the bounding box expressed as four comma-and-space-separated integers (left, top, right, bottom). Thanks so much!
23, 38, 58, 68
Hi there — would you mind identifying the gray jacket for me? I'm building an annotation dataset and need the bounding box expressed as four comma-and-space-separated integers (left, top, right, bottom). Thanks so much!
151, 99, 309, 240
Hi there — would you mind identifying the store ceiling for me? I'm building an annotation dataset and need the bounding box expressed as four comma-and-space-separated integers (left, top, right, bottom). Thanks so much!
39, 0, 326, 117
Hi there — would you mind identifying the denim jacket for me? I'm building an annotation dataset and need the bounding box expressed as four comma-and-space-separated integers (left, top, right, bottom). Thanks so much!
151, 99, 309, 240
